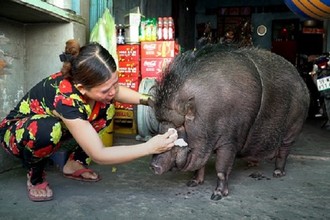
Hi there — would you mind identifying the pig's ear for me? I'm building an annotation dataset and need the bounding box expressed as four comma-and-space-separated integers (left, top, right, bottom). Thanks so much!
184, 97, 195, 120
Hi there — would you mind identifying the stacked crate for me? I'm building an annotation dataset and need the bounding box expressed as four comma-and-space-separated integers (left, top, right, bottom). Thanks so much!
140, 41, 178, 80
115, 44, 141, 134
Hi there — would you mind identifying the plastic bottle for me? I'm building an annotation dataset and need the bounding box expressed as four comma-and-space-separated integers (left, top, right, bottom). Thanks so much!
145, 18, 152, 41
163, 17, 168, 41
151, 18, 157, 41
157, 17, 163, 41
117, 24, 125, 44
168, 17, 174, 41
139, 18, 146, 42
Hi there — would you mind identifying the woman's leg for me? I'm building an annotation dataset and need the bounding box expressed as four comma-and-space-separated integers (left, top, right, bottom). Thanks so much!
63, 145, 100, 181
1, 115, 62, 201
61, 119, 114, 182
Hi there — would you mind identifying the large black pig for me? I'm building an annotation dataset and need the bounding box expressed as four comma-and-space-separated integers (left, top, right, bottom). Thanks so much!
150, 45, 310, 200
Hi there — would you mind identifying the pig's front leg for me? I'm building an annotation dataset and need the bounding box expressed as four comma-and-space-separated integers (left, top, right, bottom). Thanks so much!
187, 166, 205, 187
211, 146, 236, 200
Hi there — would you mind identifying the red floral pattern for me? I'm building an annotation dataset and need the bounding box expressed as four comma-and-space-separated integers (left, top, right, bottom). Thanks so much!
30, 99, 46, 114
92, 119, 106, 132
26, 140, 34, 149
16, 118, 28, 130
62, 97, 74, 106
59, 79, 73, 93
50, 72, 62, 79
34, 145, 53, 158
27, 121, 38, 137
53, 95, 65, 107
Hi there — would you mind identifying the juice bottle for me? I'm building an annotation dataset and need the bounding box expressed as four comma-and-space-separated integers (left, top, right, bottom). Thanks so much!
151, 18, 157, 41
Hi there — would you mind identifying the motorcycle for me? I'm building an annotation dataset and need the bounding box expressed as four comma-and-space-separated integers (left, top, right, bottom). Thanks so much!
310, 52, 330, 129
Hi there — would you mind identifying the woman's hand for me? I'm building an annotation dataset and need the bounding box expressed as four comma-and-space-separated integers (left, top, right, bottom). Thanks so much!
146, 129, 178, 154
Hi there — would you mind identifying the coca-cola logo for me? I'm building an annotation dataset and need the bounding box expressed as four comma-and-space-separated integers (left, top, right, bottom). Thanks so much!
143, 44, 157, 50
143, 60, 157, 67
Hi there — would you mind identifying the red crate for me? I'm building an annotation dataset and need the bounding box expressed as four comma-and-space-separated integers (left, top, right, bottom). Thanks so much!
115, 76, 141, 110
118, 61, 140, 77
117, 44, 140, 62
118, 76, 140, 91
140, 41, 177, 58
141, 57, 173, 79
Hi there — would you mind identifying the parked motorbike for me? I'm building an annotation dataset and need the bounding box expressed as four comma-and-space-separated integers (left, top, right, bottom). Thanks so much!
310, 52, 330, 129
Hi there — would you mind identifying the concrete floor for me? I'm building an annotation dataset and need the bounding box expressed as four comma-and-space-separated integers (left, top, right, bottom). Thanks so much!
0, 118, 330, 220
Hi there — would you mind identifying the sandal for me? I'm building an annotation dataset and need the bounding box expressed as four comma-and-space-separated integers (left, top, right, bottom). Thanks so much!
63, 168, 101, 182
27, 181, 53, 202
27, 171, 53, 202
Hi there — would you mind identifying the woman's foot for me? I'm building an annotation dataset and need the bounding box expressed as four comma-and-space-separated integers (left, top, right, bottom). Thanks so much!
63, 159, 100, 181
27, 173, 53, 202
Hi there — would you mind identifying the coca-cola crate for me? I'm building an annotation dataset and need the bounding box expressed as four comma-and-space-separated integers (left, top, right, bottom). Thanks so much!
114, 76, 140, 110
140, 41, 177, 58
118, 61, 140, 77
117, 44, 140, 62
141, 57, 173, 80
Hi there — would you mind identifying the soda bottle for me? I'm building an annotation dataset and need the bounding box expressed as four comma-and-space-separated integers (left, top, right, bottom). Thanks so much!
163, 17, 168, 41
168, 17, 174, 41
117, 24, 125, 44
157, 17, 163, 41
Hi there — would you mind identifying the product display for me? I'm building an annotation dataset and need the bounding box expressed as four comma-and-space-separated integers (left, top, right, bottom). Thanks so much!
114, 12, 179, 133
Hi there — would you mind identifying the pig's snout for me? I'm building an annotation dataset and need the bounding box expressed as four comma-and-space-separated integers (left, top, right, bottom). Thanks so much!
150, 163, 165, 175
150, 151, 176, 175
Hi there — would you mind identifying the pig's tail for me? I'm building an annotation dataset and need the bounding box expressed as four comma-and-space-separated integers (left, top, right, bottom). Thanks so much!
60, 39, 80, 79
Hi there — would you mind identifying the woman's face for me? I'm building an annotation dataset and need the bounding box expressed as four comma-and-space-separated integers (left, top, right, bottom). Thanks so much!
83, 71, 119, 104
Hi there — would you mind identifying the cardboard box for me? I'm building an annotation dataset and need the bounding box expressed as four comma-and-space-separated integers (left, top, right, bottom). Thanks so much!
117, 44, 140, 62
115, 76, 140, 110
141, 57, 173, 79
124, 12, 141, 27
141, 41, 176, 58
118, 61, 140, 77
125, 25, 140, 44
118, 76, 140, 91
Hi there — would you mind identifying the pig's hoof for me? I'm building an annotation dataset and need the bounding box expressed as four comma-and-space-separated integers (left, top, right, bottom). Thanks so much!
186, 179, 203, 187
273, 169, 286, 177
210, 193, 222, 200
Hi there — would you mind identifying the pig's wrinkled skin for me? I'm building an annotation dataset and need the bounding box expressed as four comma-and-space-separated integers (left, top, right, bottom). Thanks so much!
150, 45, 310, 200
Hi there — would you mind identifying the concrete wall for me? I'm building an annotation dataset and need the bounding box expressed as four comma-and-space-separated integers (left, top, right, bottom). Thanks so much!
25, 22, 86, 90
0, 21, 86, 118
0, 20, 26, 119
0, 1, 87, 172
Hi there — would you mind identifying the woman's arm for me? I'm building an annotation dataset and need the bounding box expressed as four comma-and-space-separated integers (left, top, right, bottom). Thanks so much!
62, 117, 177, 165
115, 85, 149, 105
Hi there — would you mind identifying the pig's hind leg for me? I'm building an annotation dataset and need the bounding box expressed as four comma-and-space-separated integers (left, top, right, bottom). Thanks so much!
273, 142, 290, 177
273, 119, 305, 177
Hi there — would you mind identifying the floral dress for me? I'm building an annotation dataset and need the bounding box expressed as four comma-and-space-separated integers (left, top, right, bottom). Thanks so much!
0, 72, 115, 184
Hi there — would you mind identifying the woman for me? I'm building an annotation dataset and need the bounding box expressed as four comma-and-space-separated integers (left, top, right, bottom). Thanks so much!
0, 40, 177, 202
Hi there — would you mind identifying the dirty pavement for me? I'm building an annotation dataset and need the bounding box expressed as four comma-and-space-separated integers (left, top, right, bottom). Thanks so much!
0, 118, 330, 220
